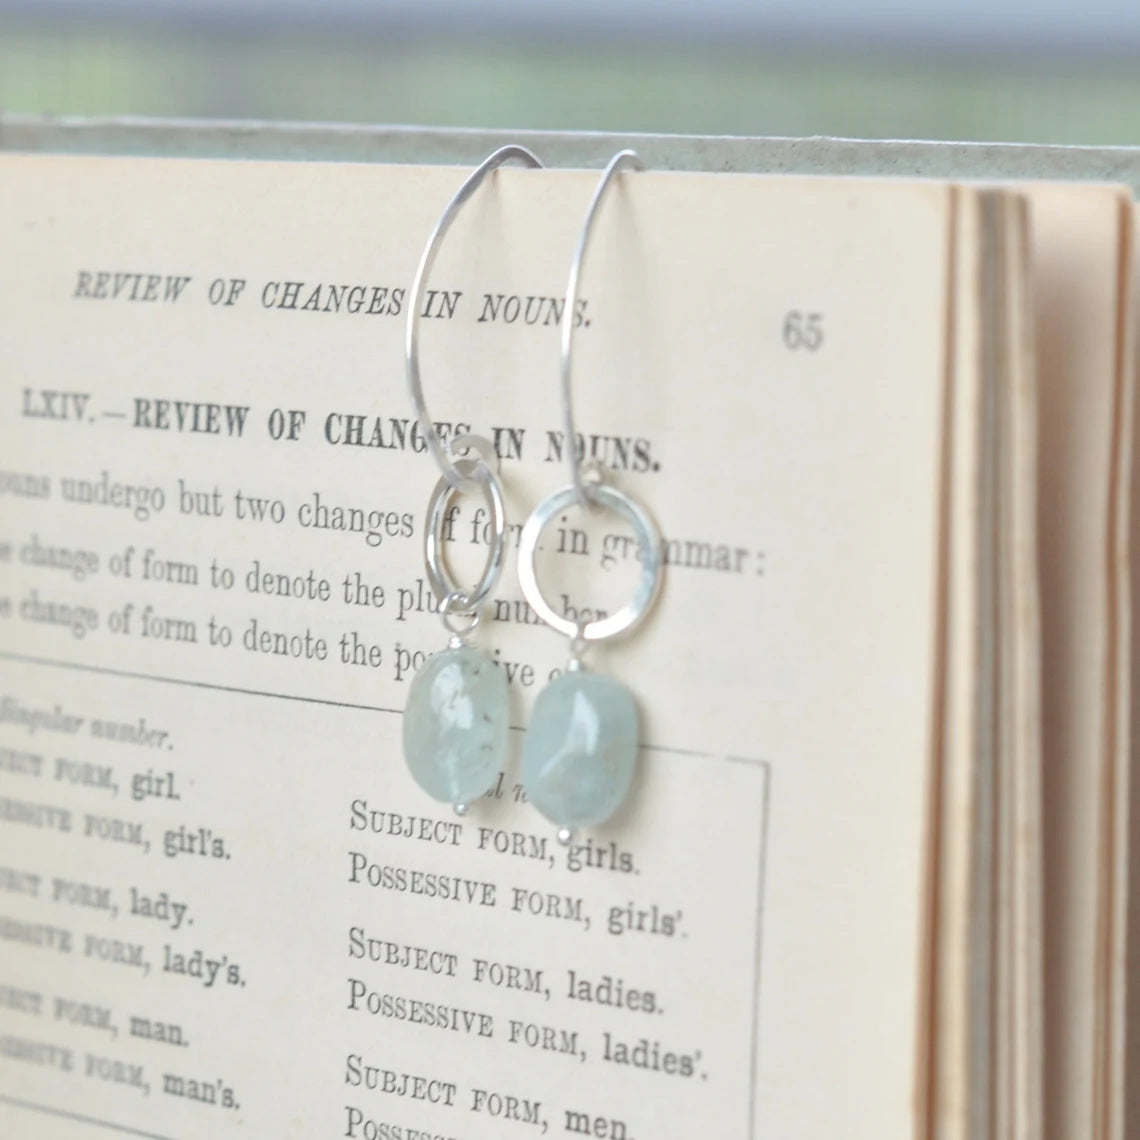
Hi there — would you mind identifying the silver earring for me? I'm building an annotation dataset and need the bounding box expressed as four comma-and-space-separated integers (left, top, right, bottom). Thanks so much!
402, 145, 543, 815
518, 151, 663, 842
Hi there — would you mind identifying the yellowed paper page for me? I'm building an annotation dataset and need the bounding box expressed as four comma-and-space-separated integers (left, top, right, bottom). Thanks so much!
1028, 183, 1134, 1140
1101, 197, 1132, 1140
928, 187, 1042, 1140
996, 191, 1042, 1140
929, 185, 988, 1140
0, 156, 951, 1138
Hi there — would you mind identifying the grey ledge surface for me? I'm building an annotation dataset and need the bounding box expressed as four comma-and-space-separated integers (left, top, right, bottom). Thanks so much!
4, 114, 1140, 192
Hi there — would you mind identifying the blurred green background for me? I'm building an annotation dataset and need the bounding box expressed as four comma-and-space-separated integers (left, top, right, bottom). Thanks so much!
3, 4, 1140, 144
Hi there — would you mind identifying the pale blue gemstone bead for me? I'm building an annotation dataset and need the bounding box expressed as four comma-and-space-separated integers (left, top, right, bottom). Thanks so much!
403, 646, 508, 806
522, 672, 638, 828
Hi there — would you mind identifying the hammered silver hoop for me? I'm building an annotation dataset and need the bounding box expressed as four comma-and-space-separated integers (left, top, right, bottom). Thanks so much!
517, 482, 662, 642
424, 450, 507, 615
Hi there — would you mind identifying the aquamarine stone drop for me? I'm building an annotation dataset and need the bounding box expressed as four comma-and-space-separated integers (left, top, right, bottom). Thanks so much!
521, 672, 638, 828
403, 645, 508, 805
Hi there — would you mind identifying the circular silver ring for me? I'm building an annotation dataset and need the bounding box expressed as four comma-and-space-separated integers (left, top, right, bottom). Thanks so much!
518, 483, 662, 642
424, 457, 506, 612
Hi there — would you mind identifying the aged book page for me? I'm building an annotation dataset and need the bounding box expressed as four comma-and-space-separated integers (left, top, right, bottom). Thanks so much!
928, 185, 988, 1140
1128, 201, 1140, 1140
926, 188, 1041, 1140
1027, 184, 1134, 1140
0, 157, 953, 1137
989, 191, 1041, 1140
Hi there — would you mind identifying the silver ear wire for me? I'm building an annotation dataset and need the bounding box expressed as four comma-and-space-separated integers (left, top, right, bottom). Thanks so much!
560, 149, 646, 508
405, 144, 543, 493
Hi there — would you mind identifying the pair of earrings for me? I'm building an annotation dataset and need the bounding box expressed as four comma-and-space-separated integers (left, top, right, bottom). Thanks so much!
401, 146, 663, 843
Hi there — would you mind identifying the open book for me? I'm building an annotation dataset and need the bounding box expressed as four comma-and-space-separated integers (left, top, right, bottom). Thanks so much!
0, 145, 1132, 1140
